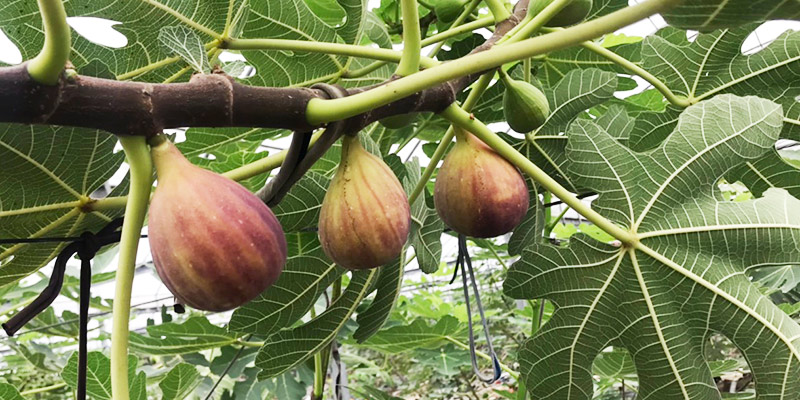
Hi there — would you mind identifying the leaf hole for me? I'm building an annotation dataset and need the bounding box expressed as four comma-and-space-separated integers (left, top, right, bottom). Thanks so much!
741, 21, 800, 55
67, 17, 128, 48
0, 29, 22, 65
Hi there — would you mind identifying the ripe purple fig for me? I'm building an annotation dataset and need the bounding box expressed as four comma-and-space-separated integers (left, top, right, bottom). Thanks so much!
147, 137, 287, 312
434, 129, 529, 238
318, 135, 410, 269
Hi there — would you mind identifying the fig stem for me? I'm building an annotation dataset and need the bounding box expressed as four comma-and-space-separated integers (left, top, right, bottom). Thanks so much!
425, 0, 484, 58
27, 0, 70, 86
345, 16, 494, 79
225, 38, 438, 69
408, 72, 494, 205
440, 103, 637, 245
498, 0, 572, 45
110, 136, 152, 400
484, 0, 512, 23
395, 0, 422, 77
306, 0, 681, 125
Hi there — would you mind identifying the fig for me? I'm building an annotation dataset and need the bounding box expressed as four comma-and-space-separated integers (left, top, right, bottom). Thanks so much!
147, 137, 287, 312
503, 78, 550, 133
379, 114, 413, 130
435, 0, 469, 23
318, 135, 410, 269
434, 129, 529, 238
534, 0, 593, 27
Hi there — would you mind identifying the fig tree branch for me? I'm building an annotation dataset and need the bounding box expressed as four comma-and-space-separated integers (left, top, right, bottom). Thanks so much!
0, 1, 528, 137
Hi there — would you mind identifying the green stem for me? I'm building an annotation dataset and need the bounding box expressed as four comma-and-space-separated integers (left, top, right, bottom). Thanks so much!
226, 38, 437, 69
483, 0, 512, 22
306, 0, 680, 125
396, 0, 422, 76
542, 191, 552, 229
313, 351, 324, 399
111, 136, 153, 400
27, 0, 71, 85
314, 277, 342, 399
445, 336, 518, 379
545, 205, 570, 236
441, 104, 636, 245
544, 28, 691, 107
344, 16, 494, 79
427, 0, 483, 58
407, 72, 495, 204
19, 382, 67, 396
500, 0, 572, 45
144, 0, 221, 39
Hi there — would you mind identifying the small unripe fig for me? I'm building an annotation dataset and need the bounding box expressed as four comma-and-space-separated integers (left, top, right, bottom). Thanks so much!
148, 138, 287, 312
434, 130, 529, 238
503, 78, 550, 133
534, 0, 593, 27
435, 0, 469, 23
318, 135, 410, 269
379, 114, 413, 129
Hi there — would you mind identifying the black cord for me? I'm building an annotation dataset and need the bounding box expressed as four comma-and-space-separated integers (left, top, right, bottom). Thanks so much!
542, 192, 596, 208
457, 235, 502, 383
0, 234, 147, 245
3, 218, 124, 400
257, 83, 350, 207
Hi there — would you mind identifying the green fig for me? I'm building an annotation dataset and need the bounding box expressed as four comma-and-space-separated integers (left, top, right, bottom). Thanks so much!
318, 135, 411, 269
503, 78, 550, 133
434, 130, 529, 238
148, 137, 287, 312
379, 114, 413, 129
435, 0, 469, 23
532, 0, 592, 27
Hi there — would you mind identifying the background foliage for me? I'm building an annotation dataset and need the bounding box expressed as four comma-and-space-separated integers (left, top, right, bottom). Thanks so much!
1, 0, 800, 398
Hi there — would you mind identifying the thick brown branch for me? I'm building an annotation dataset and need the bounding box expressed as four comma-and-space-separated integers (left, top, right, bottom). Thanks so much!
0, 1, 528, 137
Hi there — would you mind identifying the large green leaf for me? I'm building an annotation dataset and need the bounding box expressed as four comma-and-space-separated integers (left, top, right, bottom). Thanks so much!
538, 41, 641, 87
663, 0, 800, 30
0, 125, 123, 287
0, 383, 23, 400
61, 352, 141, 400
128, 317, 238, 355
254, 268, 378, 378
505, 95, 800, 399
726, 150, 800, 200
638, 25, 800, 142
354, 255, 405, 342
240, 0, 345, 87
65, 0, 240, 81
360, 316, 463, 354
272, 172, 331, 232
228, 232, 345, 335
159, 363, 201, 400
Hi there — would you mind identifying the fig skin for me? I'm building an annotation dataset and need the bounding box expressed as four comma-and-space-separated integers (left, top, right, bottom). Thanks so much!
435, 0, 469, 23
318, 136, 410, 269
148, 138, 287, 312
533, 0, 593, 27
434, 130, 529, 238
503, 78, 550, 133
